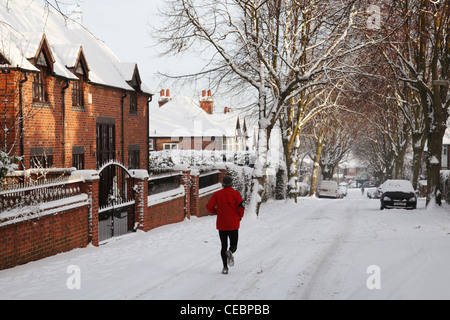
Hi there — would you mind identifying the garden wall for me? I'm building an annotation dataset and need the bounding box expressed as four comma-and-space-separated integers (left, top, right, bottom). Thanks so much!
0, 166, 227, 270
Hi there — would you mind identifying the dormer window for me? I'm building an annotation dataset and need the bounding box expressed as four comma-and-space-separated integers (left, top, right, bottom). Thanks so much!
32, 35, 54, 104
126, 65, 141, 115
36, 51, 48, 67
33, 51, 50, 103
76, 63, 84, 75
69, 47, 89, 108
71, 47, 89, 108
72, 61, 86, 107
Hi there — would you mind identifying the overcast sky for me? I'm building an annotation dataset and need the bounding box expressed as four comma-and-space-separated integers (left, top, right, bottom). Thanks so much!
77, 0, 213, 107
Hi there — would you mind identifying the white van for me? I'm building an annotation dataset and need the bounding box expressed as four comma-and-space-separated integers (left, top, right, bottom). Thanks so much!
318, 181, 339, 199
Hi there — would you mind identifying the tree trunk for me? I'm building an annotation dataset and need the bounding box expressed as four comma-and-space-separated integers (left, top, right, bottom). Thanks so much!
426, 126, 446, 206
283, 135, 299, 202
411, 132, 426, 190
247, 127, 270, 217
309, 140, 324, 197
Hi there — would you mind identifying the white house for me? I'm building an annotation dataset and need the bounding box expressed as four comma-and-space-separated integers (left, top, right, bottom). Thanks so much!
149, 90, 249, 153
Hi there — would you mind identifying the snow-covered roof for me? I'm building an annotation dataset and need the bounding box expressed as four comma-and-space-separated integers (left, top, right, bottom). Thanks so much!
381, 179, 415, 193
150, 95, 240, 138
0, 0, 152, 94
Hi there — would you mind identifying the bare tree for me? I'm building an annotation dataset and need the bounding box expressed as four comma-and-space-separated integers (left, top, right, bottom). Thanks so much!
301, 89, 344, 196
156, 0, 379, 216
377, 0, 450, 205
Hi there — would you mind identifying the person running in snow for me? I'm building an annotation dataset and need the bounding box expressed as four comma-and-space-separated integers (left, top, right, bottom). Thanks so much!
206, 175, 245, 274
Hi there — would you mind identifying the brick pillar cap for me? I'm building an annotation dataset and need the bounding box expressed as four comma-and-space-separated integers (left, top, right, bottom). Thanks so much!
130, 169, 150, 179
71, 170, 100, 181
212, 164, 226, 170
173, 164, 191, 171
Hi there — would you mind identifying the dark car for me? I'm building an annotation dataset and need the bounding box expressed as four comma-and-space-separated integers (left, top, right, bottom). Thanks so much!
380, 180, 417, 210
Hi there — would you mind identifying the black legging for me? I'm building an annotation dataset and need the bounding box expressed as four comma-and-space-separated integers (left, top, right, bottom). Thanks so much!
219, 230, 239, 268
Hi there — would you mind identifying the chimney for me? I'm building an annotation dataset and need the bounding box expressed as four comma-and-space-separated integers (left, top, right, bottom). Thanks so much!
200, 89, 214, 114
158, 89, 171, 107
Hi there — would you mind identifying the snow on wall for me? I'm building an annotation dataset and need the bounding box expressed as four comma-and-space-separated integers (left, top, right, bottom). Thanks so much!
147, 186, 185, 207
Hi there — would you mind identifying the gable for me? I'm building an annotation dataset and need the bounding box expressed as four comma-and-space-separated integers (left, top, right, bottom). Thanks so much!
73, 47, 90, 79
0, 0, 153, 95
31, 34, 55, 71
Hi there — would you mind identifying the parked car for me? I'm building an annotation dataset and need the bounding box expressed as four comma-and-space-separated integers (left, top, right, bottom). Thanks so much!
380, 180, 417, 210
318, 181, 339, 199
338, 185, 348, 198
370, 186, 382, 199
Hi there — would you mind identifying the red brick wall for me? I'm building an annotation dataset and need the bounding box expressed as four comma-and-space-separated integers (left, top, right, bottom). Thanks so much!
0, 205, 89, 271
144, 196, 185, 231
198, 192, 215, 217
6, 71, 150, 171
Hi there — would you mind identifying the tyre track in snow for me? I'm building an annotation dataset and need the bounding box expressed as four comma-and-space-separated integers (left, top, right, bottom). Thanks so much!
220, 198, 358, 300
294, 198, 359, 299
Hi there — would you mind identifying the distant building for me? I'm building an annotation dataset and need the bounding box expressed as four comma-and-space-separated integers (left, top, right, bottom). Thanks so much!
150, 89, 249, 153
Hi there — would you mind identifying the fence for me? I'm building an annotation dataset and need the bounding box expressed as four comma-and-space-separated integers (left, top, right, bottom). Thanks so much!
1, 165, 227, 270
148, 171, 183, 195
0, 176, 84, 214
0, 173, 90, 270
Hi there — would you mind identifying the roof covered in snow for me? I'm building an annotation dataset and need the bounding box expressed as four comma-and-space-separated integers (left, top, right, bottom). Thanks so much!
0, 0, 152, 94
381, 179, 415, 193
150, 95, 244, 138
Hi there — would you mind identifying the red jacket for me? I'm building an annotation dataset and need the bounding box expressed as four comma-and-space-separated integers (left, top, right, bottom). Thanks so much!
206, 187, 245, 231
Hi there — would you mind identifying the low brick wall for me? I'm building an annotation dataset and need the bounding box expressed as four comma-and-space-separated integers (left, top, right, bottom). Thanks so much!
197, 183, 222, 217
0, 167, 227, 270
0, 197, 89, 271
145, 186, 186, 231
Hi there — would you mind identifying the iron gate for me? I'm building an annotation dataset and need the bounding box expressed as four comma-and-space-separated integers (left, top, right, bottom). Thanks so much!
98, 162, 135, 242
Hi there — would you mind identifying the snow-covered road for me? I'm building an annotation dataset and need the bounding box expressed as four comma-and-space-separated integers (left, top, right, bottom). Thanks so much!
1, 189, 450, 300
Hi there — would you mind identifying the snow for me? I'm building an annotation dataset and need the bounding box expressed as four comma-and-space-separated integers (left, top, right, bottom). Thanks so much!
1, 189, 450, 300
0, 194, 89, 228
0, 0, 151, 94
147, 186, 185, 207
199, 183, 222, 197
381, 180, 415, 193
149, 96, 239, 138
430, 156, 440, 164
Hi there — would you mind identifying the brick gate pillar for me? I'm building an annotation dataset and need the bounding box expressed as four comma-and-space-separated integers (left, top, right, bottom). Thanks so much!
189, 169, 200, 217
130, 170, 149, 231
75, 170, 100, 246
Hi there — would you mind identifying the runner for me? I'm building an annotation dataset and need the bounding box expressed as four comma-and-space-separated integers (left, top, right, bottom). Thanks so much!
206, 175, 245, 274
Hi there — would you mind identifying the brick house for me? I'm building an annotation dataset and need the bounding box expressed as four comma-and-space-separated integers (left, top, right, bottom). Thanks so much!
150, 89, 248, 153
0, 0, 153, 173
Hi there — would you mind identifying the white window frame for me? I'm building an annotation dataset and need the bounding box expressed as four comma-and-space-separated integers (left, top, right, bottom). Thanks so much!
163, 143, 178, 150
149, 139, 154, 151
